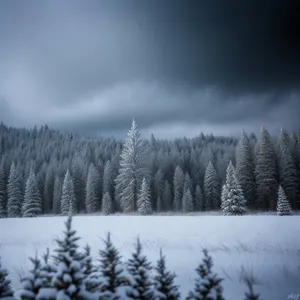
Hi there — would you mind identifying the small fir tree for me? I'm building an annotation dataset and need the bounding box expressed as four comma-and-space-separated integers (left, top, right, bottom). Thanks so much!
61, 170, 77, 215
126, 237, 154, 300
154, 249, 180, 300
187, 249, 225, 300
277, 185, 292, 216
0, 258, 14, 298
221, 161, 247, 216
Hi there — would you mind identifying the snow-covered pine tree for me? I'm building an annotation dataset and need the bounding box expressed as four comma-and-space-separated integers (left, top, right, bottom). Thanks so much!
36, 249, 57, 300
20, 255, 43, 300
126, 237, 154, 300
277, 185, 292, 216
98, 233, 129, 298
163, 181, 172, 212
52, 216, 86, 299
277, 128, 300, 209
183, 173, 193, 195
137, 178, 152, 215
187, 249, 225, 300
173, 166, 184, 211
236, 130, 257, 208
204, 161, 220, 211
22, 168, 42, 217
7, 162, 23, 217
81, 244, 100, 293
85, 163, 100, 213
102, 160, 114, 201
52, 176, 62, 214
182, 189, 194, 213
115, 120, 149, 212
154, 249, 180, 300
0, 167, 7, 218
255, 127, 278, 210
0, 257, 14, 298
221, 161, 247, 216
194, 185, 204, 211
102, 191, 114, 215
61, 170, 77, 215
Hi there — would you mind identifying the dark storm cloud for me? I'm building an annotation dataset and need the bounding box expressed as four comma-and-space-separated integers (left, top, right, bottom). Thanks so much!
0, 0, 299, 137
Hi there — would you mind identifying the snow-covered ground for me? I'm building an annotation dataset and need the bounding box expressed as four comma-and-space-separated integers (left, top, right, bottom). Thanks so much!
0, 215, 299, 299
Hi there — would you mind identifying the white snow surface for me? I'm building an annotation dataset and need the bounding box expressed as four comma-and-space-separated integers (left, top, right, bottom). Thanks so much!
0, 215, 299, 299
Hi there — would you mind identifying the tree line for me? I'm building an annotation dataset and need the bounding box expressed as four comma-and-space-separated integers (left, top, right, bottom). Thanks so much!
0, 120, 299, 217
0, 215, 262, 299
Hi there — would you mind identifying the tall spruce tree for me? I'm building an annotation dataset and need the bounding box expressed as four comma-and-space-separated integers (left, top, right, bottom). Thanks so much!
22, 168, 42, 217
277, 128, 300, 209
0, 167, 7, 218
7, 162, 23, 218
221, 161, 247, 216
255, 127, 278, 210
204, 162, 220, 210
115, 120, 149, 212
0, 258, 14, 298
61, 170, 77, 215
154, 249, 180, 300
173, 166, 184, 211
126, 237, 154, 300
137, 178, 152, 215
187, 249, 225, 300
277, 185, 292, 216
85, 163, 100, 213
236, 130, 256, 208
103, 160, 114, 201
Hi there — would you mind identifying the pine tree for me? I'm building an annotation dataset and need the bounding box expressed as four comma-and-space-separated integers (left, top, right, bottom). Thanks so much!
187, 249, 225, 300
173, 166, 184, 211
183, 173, 193, 195
52, 216, 85, 299
236, 130, 256, 208
86, 163, 100, 213
20, 255, 43, 300
126, 238, 154, 300
103, 160, 114, 200
163, 181, 172, 212
102, 191, 114, 215
154, 249, 180, 300
0, 258, 14, 298
182, 189, 194, 213
0, 167, 7, 218
154, 169, 164, 210
277, 185, 292, 216
255, 127, 278, 210
194, 185, 204, 211
22, 168, 42, 217
277, 128, 300, 209
98, 233, 128, 298
204, 162, 220, 211
221, 161, 247, 216
7, 162, 23, 217
61, 170, 77, 215
137, 178, 152, 215
115, 120, 149, 212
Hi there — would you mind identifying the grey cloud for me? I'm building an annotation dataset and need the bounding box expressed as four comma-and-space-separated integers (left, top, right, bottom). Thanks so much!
0, 0, 299, 137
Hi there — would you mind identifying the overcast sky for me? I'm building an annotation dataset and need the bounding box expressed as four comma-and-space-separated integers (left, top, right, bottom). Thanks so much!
0, 0, 299, 138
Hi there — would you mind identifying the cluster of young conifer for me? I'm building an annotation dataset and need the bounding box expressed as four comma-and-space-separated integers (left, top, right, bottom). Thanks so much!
0, 216, 262, 300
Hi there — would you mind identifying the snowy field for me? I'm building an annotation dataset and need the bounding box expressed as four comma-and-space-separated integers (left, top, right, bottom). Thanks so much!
0, 215, 300, 299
